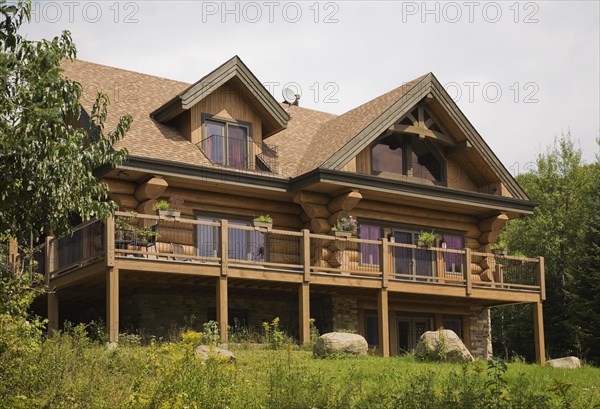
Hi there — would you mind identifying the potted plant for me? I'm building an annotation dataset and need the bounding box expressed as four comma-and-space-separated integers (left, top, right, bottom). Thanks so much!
135, 226, 160, 246
417, 231, 436, 247
153, 196, 183, 218
253, 214, 273, 229
331, 215, 357, 238
115, 213, 136, 242
491, 240, 508, 256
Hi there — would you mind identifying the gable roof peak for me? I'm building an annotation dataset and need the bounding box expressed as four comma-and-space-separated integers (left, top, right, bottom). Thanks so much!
302, 71, 527, 200
151, 55, 289, 136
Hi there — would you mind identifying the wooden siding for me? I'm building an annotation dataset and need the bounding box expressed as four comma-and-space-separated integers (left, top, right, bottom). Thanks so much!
188, 80, 263, 146
105, 178, 303, 230
447, 157, 479, 191
105, 177, 493, 258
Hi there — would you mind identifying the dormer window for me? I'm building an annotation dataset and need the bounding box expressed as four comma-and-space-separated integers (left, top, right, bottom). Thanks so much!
201, 117, 251, 169
371, 134, 445, 184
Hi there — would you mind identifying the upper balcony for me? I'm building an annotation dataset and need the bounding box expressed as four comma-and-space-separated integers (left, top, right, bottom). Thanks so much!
198, 133, 280, 174
45, 213, 545, 305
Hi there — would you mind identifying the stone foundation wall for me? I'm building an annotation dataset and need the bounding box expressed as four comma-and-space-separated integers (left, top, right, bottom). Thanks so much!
119, 289, 300, 340
331, 297, 359, 333
470, 308, 493, 360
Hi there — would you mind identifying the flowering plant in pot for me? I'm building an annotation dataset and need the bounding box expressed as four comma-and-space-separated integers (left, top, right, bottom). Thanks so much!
253, 214, 273, 229
331, 215, 357, 237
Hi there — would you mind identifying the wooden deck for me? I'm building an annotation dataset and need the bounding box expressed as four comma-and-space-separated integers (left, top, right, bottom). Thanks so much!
44, 213, 546, 362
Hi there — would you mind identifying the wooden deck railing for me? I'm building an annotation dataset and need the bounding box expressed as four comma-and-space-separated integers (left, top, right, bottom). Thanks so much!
47, 212, 545, 295
46, 219, 105, 277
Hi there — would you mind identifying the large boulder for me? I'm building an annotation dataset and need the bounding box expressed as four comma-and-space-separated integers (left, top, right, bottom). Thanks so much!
313, 332, 368, 357
415, 330, 474, 363
194, 345, 236, 363
546, 356, 581, 369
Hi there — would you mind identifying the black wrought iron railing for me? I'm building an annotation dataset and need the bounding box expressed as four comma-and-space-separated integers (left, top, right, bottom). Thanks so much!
197, 134, 279, 174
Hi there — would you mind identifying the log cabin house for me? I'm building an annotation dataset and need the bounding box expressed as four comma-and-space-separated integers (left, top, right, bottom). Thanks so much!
42, 56, 546, 362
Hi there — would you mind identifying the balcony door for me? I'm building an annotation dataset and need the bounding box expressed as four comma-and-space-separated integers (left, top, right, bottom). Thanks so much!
392, 230, 434, 278
203, 119, 250, 169
196, 215, 265, 262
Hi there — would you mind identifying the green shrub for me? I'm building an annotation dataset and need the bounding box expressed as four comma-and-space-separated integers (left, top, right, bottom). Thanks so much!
202, 321, 220, 346
262, 317, 287, 350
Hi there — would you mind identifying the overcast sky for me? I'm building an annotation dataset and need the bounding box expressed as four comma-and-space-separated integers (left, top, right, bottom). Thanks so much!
22, 0, 600, 174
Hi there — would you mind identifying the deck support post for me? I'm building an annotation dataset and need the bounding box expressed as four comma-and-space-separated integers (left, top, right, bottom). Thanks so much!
464, 248, 472, 295
378, 288, 390, 357
45, 235, 59, 337
299, 282, 310, 345
216, 276, 228, 343
47, 291, 59, 337
302, 229, 310, 282
105, 215, 115, 267
106, 267, 119, 345
538, 257, 546, 301
533, 301, 546, 365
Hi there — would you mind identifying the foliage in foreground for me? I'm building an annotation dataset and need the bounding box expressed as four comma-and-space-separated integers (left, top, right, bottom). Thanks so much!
1, 327, 599, 408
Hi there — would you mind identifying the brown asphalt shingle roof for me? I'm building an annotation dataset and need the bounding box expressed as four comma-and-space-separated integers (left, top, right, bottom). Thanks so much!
297, 75, 428, 175
61, 60, 213, 167
61, 59, 426, 178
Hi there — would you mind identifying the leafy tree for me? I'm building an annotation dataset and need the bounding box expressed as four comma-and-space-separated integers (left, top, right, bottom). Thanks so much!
492, 133, 598, 362
0, 0, 131, 243
570, 143, 600, 363
0, 0, 131, 330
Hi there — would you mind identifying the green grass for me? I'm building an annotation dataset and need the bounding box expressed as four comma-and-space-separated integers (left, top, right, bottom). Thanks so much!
1, 332, 599, 408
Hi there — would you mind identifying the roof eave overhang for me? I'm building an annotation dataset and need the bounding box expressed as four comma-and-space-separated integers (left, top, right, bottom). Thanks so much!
291, 169, 536, 215
118, 156, 290, 192
150, 97, 184, 123
106, 158, 534, 214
